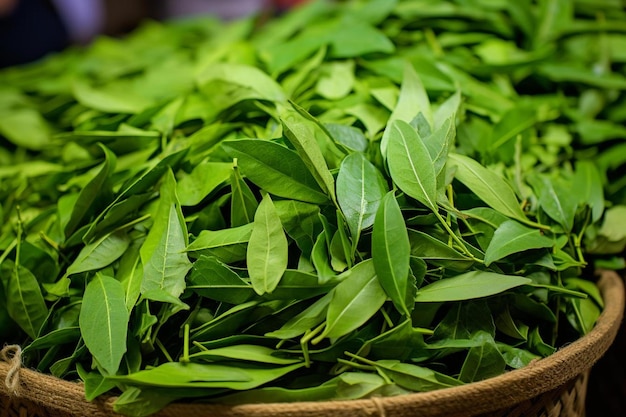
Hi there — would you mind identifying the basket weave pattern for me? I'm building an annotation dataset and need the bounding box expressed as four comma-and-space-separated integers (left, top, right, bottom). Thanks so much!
1, 271, 623, 417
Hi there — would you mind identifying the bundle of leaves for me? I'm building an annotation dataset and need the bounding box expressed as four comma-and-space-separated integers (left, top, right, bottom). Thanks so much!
0, 1, 624, 416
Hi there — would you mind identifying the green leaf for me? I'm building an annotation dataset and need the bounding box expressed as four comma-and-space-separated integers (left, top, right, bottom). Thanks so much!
0, 108, 50, 150
459, 331, 506, 383
316, 61, 355, 100
408, 230, 474, 272
336, 152, 388, 243
449, 153, 529, 224
266, 293, 331, 340
190, 344, 300, 365
279, 104, 336, 203
223, 139, 328, 204
247, 194, 288, 296
320, 259, 387, 340
415, 271, 531, 302
372, 192, 411, 316
79, 274, 129, 375
177, 162, 233, 207
230, 162, 258, 227
108, 361, 305, 390
484, 221, 554, 266
72, 80, 153, 114
65, 146, 117, 238
140, 170, 191, 298
187, 224, 253, 253
387, 120, 437, 211
373, 360, 462, 391
574, 161, 605, 222
196, 63, 286, 102
3, 260, 48, 339
529, 175, 577, 231
188, 255, 254, 304
77, 363, 118, 402
65, 231, 130, 276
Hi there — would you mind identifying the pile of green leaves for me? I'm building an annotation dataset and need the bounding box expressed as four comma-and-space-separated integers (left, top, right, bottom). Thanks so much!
1, 0, 624, 416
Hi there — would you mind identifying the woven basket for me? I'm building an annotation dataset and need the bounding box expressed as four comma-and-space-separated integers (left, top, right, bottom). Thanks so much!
1, 270, 623, 417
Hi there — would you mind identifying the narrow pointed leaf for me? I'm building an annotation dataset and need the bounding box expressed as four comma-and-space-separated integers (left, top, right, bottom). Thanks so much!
247, 194, 288, 295
79, 274, 129, 375
4, 260, 48, 339
140, 170, 191, 298
415, 271, 531, 302
449, 153, 528, 222
230, 162, 258, 227
484, 221, 554, 266
224, 139, 328, 204
321, 259, 387, 340
372, 192, 411, 316
279, 105, 336, 203
387, 120, 437, 211
336, 152, 388, 241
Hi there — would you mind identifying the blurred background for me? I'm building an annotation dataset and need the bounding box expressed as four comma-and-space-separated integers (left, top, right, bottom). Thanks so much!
0, 0, 306, 68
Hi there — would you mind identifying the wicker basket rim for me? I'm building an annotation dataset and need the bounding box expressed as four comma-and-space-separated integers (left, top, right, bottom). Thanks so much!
1, 270, 623, 417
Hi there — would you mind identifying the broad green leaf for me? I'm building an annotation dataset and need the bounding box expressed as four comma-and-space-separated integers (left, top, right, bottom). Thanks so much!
188, 255, 254, 304
372, 192, 411, 316
230, 162, 258, 227
274, 200, 321, 256
449, 153, 529, 223
0, 108, 50, 150
140, 170, 191, 298
529, 175, 577, 231
387, 120, 437, 211
196, 63, 286, 102
108, 361, 305, 389
65, 231, 130, 276
279, 105, 336, 203
459, 331, 506, 383
336, 152, 388, 242
415, 271, 531, 302
72, 80, 153, 114
177, 162, 233, 207
247, 194, 288, 296
223, 139, 328, 204
190, 344, 300, 365
79, 274, 129, 375
3, 260, 48, 339
324, 124, 368, 152
484, 221, 554, 266
187, 224, 253, 253
316, 61, 355, 100
321, 259, 386, 340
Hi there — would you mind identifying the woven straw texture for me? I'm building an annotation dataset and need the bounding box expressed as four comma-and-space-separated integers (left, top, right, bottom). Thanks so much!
1, 270, 623, 417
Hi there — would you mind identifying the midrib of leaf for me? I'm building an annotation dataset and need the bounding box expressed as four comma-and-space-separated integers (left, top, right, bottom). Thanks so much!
465, 344, 485, 382
262, 207, 272, 293
156, 205, 175, 290
396, 125, 435, 210
233, 177, 253, 224
98, 276, 115, 370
